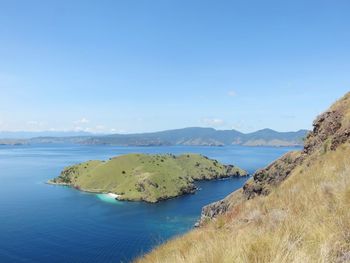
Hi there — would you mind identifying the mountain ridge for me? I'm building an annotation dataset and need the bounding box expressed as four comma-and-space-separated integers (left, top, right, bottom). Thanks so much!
0, 127, 308, 147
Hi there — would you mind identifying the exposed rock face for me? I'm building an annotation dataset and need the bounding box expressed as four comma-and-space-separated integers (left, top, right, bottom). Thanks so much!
201, 200, 230, 222
243, 151, 304, 199
304, 93, 350, 153
304, 110, 342, 153
199, 151, 306, 224
199, 92, 350, 225
198, 189, 244, 226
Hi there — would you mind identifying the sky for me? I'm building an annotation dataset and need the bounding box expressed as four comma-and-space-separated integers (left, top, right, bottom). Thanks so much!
0, 0, 349, 134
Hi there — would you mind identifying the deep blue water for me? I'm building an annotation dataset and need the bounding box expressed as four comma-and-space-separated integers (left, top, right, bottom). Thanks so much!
0, 144, 297, 262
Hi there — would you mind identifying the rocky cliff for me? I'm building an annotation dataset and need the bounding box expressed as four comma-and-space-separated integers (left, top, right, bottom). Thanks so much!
199, 92, 350, 224
137, 92, 350, 263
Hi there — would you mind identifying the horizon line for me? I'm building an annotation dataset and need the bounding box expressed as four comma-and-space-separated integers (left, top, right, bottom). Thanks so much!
0, 126, 310, 137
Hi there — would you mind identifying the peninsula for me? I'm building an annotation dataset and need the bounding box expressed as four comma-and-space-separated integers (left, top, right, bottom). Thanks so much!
49, 153, 247, 203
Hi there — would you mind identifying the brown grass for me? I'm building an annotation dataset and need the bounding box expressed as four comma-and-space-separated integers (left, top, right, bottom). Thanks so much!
136, 143, 350, 263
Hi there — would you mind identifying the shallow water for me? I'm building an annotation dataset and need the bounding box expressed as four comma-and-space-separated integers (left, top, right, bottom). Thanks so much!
0, 144, 297, 262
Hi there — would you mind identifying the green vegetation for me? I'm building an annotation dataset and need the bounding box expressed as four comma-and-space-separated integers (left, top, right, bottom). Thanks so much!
49, 153, 247, 203
136, 92, 350, 262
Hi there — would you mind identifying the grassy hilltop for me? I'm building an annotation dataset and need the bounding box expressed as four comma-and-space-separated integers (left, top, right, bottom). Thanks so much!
136, 93, 350, 262
49, 153, 247, 203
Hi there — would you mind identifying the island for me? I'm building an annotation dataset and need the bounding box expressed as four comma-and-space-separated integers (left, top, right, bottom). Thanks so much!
48, 153, 248, 203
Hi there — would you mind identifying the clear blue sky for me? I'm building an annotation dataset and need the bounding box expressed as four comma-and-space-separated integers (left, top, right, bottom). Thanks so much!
0, 0, 349, 133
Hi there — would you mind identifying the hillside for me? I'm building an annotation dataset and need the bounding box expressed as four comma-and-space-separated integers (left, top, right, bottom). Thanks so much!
0, 139, 27, 145
49, 153, 247, 203
83, 127, 307, 146
136, 92, 350, 262
24, 128, 307, 147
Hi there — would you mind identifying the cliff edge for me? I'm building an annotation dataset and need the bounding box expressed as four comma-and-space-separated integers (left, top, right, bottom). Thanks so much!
199, 92, 350, 224
137, 92, 350, 263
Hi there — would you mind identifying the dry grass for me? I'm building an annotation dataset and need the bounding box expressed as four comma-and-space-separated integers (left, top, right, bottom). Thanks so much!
136, 143, 350, 263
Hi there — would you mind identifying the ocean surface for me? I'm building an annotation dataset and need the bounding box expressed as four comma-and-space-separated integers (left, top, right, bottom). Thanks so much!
0, 144, 297, 262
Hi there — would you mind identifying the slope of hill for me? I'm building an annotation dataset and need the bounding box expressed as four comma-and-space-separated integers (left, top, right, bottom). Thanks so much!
49, 153, 247, 203
136, 92, 350, 262
242, 128, 308, 146
83, 127, 307, 146
0, 139, 28, 145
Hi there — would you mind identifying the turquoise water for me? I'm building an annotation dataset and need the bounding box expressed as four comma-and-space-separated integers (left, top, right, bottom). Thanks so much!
0, 144, 297, 262
96, 194, 122, 204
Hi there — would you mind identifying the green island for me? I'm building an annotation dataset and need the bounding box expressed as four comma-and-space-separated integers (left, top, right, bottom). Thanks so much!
49, 153, 247, 203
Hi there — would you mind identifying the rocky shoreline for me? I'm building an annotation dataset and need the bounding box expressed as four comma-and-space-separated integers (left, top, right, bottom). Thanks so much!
197, 92, 350, 226
49, 153, 248, 203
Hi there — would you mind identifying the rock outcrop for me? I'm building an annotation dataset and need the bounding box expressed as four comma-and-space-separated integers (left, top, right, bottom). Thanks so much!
304, 96, 350, 153
199, 92, 350, 225
243, 151, 304, 199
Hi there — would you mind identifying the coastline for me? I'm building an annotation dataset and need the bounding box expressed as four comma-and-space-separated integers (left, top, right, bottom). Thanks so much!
47, 173, 249, 203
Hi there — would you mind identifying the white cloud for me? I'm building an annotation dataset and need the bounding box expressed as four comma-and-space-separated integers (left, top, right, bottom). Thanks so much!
73, 126, 85, 131
227, 90, 236, 97
72, 124, 110, 134
201, 118, 225, 127
27, 120, 45, 127
74, 117, 90, 124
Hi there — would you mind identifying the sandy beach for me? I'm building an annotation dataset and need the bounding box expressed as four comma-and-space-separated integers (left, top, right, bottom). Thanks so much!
107, 193, 120, 199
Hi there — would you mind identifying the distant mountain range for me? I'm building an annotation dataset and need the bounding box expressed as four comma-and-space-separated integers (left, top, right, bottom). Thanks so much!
0, 131, 93, 139
0, 127, 308, 147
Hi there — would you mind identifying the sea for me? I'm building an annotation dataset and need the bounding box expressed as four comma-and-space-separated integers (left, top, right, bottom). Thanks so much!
0, 144, 297, 262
